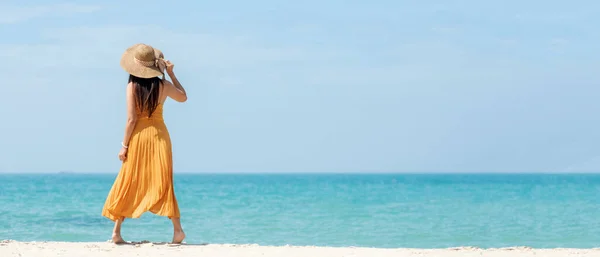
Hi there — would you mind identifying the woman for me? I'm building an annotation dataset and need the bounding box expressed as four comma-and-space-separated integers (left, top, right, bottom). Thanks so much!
102, 43, 188, 244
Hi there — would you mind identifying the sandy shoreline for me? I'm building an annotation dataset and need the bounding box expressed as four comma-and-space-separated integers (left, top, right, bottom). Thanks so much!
2, 241, 600, 257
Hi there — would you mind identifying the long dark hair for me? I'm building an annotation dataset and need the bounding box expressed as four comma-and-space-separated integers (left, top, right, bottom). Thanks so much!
129, 75, 161, 117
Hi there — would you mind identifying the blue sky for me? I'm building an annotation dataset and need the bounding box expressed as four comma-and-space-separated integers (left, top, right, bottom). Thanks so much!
1, 1, 600, 173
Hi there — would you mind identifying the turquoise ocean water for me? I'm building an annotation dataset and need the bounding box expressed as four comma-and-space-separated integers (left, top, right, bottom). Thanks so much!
1, 173, 600, 248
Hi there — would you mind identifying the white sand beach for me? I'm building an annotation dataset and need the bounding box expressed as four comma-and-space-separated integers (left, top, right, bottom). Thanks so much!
2, 241, 600, 257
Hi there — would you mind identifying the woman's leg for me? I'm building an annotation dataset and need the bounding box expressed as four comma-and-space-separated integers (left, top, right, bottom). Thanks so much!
112, 217, 126, 244
171, 217, 186, 244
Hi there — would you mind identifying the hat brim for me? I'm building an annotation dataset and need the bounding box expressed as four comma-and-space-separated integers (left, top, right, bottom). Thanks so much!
120, 44, 163, 79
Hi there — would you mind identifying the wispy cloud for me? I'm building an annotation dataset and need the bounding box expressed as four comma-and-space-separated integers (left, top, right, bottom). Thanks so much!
0, 3, 101, 24
564, 154, 600, 173
2, 25, 348, 71
0, 23, 535, 90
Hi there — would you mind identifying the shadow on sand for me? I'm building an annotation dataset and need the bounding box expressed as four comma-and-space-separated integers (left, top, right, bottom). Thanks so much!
114, 240, 209, 246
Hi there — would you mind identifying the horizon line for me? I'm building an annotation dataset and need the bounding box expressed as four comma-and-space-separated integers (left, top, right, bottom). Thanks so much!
0, 171, 598, 175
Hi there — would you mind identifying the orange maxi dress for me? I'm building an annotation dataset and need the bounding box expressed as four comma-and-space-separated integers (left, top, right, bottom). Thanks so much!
102, 102, 180, 221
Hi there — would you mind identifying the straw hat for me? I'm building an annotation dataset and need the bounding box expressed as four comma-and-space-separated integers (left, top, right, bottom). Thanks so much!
152, 47, 166, 76
154, 47, 164, 59
120, 43, 165, 78
127, 43, 164, 59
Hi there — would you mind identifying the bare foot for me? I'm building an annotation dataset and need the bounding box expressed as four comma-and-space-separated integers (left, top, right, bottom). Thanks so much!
172, 230, 186, 244
112, 233, 126, 244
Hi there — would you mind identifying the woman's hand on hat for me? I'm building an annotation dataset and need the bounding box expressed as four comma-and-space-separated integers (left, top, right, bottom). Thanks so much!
165, 60, 175, 75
